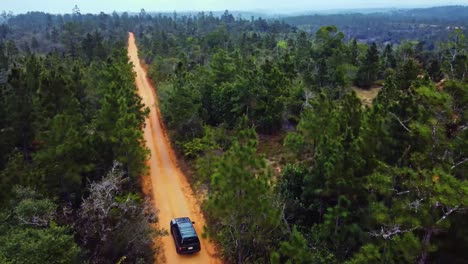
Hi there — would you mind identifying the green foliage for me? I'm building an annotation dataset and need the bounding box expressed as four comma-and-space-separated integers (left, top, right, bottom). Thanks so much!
278, 163, 307, 201
0, 17, 151, 263
0, 187, 81, 264
441, 29, 468, 81
93, 50, 149, 180
349, 39, 359, 66
347, 80, 468, 262
382, 43, 397, 70
34, 112, 89, 200
181, 137, 210, 158
271, 226, 335, 264
396, 58, 421, 90
0, 225, 81, 264
284, 132, 306, 157
157, 47, 291, 140
134, 10, 468, 264
282, 67, 467, 262
205, 25, 229, 49
0, 42, 8, 70
81, 31, 106, 61
310, 26, 348, 94
162, 69, 204, 143
3, 9, 468, 264
0, 151, 38, 205
205, 128, 282, 263
428, 59, 444, 82
1, 58, 37, 161
355, 42, 380, 88
277, 40, 288, 50
148, 56, 179, 82
277, 163, 314, 227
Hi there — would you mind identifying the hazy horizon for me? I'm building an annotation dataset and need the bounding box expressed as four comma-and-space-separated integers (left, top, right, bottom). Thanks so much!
2, 0, 468, 14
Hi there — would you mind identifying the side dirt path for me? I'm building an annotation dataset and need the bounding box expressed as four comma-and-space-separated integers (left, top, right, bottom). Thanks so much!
127, 32, 222, 264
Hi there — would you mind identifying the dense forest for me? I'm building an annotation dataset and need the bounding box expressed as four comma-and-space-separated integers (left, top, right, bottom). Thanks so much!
0, 5, 467, 264
0, 10, 159, 264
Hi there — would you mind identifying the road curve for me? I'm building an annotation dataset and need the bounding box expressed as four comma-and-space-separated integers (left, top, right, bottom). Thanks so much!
127, 32, 222, 264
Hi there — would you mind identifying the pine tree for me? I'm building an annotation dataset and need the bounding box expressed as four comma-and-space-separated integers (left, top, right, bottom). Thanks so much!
271, 226, 336, 264
312, 26, 347, 93
30, 36, 39, 52
94, 51, 148, 181
205, 127, 281, 263
348, 80, 468, 263
349, 39, 359, 66
382, 43, 397, 70
0, 42, 8, 70
0, 187, 81, 264
356, 42, 380, 88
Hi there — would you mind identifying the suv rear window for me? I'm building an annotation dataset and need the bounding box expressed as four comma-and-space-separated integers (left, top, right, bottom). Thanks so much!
182, 237, 200, 245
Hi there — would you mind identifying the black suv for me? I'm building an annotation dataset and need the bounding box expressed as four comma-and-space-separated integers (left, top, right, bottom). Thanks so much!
170, 217, 201, 254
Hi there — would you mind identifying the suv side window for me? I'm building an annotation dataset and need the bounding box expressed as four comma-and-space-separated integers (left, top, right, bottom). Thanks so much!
173, 225, 182, 243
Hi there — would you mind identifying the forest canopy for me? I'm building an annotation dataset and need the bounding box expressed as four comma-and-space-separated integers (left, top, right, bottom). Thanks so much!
0, 5, 467, 264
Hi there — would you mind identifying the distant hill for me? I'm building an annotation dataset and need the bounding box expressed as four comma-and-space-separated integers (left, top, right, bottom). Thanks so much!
395, 5, 468, 21
284, 6, 468, 26
282, 5, 468, 46
286, 7, 399, 16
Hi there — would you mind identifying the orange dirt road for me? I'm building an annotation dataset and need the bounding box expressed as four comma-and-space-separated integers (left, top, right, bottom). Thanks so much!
128, 32, 222, 264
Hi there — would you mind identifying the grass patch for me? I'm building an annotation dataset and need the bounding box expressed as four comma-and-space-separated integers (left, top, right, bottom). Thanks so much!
257, 132, 294, 177
351, 86, 382, 107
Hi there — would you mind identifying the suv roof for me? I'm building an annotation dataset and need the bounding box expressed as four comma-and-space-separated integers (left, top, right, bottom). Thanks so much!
172, 217, 197, 239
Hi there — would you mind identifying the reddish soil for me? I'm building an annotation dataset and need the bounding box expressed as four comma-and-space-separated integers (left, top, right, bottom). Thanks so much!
128, 32, 222, 264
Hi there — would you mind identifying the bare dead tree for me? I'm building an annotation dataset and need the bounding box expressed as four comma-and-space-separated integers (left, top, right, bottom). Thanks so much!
369, 225, 420, 240
77, 161, 163, 263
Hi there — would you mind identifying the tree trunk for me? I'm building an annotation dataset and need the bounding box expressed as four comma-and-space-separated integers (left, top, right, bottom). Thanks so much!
418, 227, 433, 264
238, 240, 243, 264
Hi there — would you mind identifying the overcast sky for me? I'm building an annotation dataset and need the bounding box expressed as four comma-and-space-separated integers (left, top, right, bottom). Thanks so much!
2, 0, 468, 14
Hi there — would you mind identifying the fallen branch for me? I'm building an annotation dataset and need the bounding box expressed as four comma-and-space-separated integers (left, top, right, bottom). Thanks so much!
451, 158, 468, 170
396, 190, 411, 195
389, 112, 412, 133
